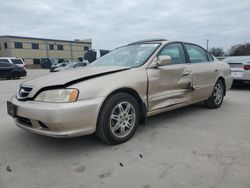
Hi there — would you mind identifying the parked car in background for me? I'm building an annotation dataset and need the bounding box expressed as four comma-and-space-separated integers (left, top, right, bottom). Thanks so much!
83, 49, 110, 64
0, 61, 26, 79
50, 62, 68, 72
40, 58, 66, 69
0, 57, 26, 69
223, 56, 250, 84
53, 62, 86, 72
7, 39, 232, 144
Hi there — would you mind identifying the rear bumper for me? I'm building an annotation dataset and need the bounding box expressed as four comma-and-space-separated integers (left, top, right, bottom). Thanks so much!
224, 75, 233, 90
10, 96, 104, 138
231, 71, 250, 81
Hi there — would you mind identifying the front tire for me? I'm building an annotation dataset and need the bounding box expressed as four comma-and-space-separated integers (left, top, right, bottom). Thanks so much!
205, 79, 225, 109
11, 72, 20, 79
96, 93, 140, 145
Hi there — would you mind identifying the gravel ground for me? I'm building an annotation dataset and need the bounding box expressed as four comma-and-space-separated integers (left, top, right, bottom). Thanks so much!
0, 69, 250, 188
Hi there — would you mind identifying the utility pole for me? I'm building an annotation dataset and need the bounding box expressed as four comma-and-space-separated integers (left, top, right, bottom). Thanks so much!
206, 39, 209, 51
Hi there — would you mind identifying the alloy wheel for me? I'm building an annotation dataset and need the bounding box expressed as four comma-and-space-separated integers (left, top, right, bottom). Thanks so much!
110, 102, 136, 138
213, 82, 223, 105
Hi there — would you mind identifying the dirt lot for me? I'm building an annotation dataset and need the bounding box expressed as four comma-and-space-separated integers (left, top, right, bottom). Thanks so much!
0, 69, 250, 188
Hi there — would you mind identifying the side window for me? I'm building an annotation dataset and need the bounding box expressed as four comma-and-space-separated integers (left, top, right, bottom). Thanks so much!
158, 43, 186, 64
0, 62, 12, 67
0, 59, 9, 63
206, 52, 214, 62
185, 44, 208, 63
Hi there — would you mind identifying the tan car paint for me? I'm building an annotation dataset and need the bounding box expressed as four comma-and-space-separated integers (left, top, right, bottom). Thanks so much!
9, 40, 232, 137
147, 58, 192, 111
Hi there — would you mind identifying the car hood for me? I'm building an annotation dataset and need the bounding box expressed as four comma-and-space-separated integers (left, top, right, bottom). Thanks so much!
21, 66, 129, 90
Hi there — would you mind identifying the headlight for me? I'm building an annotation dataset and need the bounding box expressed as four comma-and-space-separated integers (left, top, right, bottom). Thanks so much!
35, 89, 79, 103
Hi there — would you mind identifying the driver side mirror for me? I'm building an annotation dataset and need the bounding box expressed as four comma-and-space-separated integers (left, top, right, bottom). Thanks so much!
156, 55, 171, 66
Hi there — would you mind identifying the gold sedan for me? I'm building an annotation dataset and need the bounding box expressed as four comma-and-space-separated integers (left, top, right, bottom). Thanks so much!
7, 39, 232, 144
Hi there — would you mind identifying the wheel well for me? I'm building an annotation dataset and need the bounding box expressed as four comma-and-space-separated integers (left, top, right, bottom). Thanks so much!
218, 77, 226, 96
104, 88, 147, 124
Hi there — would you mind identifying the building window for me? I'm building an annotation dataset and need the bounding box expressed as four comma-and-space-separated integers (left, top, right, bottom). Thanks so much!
4, 42, 8, 49
84, 46, 89, 51
14, 42, 23, 49
32, 43, 39, 49
33, 59, 40, 64
57, 45, 63, 51
49, 44, 54, 50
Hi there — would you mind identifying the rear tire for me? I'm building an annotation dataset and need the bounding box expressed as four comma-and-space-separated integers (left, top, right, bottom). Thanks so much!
205, 79, 225, 109
96, 93, 140, 145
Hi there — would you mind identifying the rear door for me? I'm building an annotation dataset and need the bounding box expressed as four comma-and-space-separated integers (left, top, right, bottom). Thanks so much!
147, 42, 192, 111
184, 43, 218, 101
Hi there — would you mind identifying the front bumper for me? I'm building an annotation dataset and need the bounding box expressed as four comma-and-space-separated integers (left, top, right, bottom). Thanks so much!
9, 96, 104, 138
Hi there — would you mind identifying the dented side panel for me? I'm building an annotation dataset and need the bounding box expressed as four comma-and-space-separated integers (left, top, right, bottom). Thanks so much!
147, 64, 192, 111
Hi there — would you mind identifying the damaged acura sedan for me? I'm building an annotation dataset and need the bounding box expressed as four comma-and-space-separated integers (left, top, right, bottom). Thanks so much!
7, 39, 232, 144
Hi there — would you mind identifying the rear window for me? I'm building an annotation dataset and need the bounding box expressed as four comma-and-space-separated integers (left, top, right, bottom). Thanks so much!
0, 59, 9, 63
11, 59, 24, 64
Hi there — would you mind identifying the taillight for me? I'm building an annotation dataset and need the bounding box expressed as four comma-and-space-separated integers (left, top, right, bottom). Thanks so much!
244, 65, 250, 70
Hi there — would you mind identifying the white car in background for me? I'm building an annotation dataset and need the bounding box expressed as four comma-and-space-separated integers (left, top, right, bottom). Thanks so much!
223, 56, 250, 84
0, 57, 26, 69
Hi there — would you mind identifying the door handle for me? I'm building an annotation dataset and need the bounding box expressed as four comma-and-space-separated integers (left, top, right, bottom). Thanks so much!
182, 71, 192, 76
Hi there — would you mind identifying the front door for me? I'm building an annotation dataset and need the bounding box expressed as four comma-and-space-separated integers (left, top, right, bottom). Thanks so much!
147, 43, 192, 111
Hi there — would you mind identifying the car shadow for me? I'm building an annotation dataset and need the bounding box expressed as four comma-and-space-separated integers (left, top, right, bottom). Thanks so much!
231, 82, 250, 90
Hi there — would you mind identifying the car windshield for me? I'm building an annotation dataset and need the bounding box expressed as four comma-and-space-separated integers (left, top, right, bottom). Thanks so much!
11, 59, 23, 64
90, 43, 160, 68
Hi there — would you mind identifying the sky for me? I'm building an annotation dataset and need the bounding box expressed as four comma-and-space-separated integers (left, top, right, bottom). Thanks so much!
0, 0, 249, 51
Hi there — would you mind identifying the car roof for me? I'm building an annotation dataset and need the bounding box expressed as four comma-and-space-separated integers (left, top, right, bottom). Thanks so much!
127, 39, 167, 45
127, 39, 201, 47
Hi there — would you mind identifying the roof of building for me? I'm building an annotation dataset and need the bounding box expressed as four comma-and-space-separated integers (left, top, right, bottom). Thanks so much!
0, 35, 91, 44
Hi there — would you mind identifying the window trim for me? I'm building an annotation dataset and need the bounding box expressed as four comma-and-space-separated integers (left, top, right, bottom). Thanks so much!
206, 51, 214, 62
183, 43, 209, 64
156, 42, 188, 65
